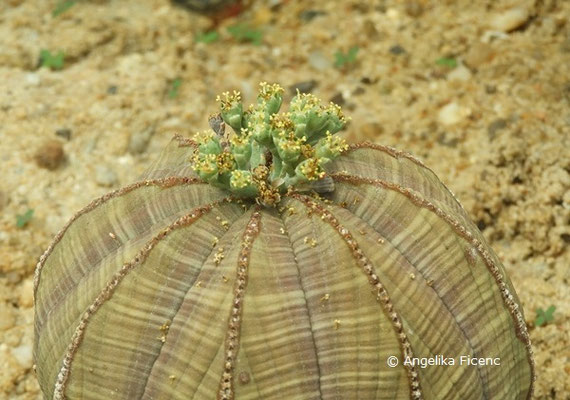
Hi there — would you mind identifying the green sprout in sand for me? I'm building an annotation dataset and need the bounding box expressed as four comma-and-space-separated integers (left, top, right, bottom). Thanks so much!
534, 305, 555, 327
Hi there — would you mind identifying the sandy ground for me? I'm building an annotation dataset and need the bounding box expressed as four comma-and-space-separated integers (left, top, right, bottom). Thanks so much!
0, 0, 568, 398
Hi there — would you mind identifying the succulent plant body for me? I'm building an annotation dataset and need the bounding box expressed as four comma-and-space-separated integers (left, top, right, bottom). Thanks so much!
34, 83, 535, 399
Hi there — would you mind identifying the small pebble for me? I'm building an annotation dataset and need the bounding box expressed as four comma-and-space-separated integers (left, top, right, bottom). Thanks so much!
437, 132, 459, 148
464, 42, 494, 70
485, 84, 497, 94
34, 139, 65, 170
438, 102, 463, 125
386, 8, 400, 20
107, 85, 118, 95
359, 122, 384, 140
487, 118, 508, 140
17, 278, 34, 308
95, 165, 118, 187
128, 125, 155, 155
55, 128, 72, 141
563, 82, 570, 102
299, 9, 326, 22
0, 302, 15, 331
329, 92, 345, 106
448, 65, 472, 81
363, 19, 380, 40
11, 344, 33, 368
308, 50, 331, 71
352, 87, 365, 96
405, 0, 424, 17
560, 35, 570, 53
489, 7, 530, 32
289, 80, 318, 95
360, 76, 376, 85
389, 44, 406, 55
0, 190, 8, 211
25, 73, 40, 86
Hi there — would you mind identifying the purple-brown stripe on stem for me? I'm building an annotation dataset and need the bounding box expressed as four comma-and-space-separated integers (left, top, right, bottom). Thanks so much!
290, 193, 424, 400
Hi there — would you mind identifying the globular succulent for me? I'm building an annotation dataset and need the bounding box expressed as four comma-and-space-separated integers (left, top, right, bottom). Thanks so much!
34, 82, 535, 399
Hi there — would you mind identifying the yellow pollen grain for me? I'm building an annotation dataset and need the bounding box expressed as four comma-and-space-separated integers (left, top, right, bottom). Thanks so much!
377, 238, 385, 244
160, 321, 170, 333
410, 273, 416, 280
303, 237, 317, 248
212, 236, 219, 248
108, 232, 117, 240
320, 293, 330, 302
158, 321, 169, 343
196, 281, 202, 288
334, 319, 341, 330
214, 249, 225, 266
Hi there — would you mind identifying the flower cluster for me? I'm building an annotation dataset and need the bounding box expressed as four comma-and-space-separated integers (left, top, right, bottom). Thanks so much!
192, 82, 349, 205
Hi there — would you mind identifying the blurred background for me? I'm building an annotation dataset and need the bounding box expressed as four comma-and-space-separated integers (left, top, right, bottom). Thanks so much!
0, 0, 568, 398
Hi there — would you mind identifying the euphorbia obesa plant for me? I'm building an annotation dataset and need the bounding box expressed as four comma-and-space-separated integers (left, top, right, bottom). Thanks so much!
34, 82, 534, 399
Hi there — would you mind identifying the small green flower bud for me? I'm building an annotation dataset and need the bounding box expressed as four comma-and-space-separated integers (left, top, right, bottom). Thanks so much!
217, 91, 243, 132
216, 152, 236, 173
314, 131, 349, 164
193, 131, 222, 155
230, 130, 252, 169
258, 82, 284, 116
248, 140, 266, 169
192, 153, 219, 181
275, 132, 304, 164
295, 157, 326, 181
230, 170, 259, 197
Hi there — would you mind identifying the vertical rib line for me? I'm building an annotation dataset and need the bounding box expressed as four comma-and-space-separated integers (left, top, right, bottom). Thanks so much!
217, 208, 262, 400
52, 200, 225, 400
331, 172, 535, 398
277, 213, 324, 398
34, 176, 206, 296
290, 193, 423, 400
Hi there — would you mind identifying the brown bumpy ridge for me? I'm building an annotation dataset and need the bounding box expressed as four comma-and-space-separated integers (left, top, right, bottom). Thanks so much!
137, 203, 244, 399
323, 199, 488, 397
344, 142, 465, 208
52, 200, 226, 400
218, 208, 262, 400
173, 133, 198, 148
331, 172, 535, 398
34, 176, 205, 296
290, 193, 424, 400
